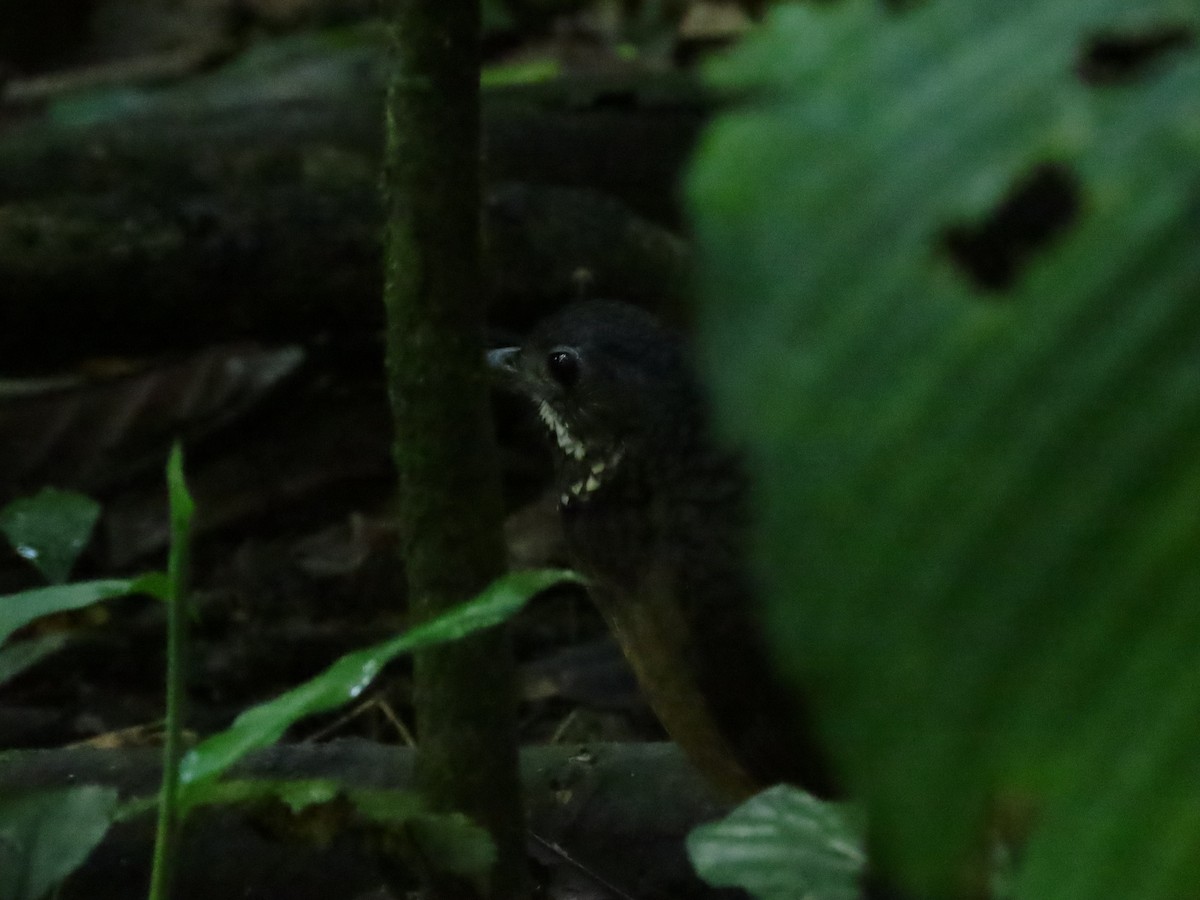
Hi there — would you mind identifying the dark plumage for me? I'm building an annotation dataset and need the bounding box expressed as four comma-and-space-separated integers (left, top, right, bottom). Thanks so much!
490, 300, 837, 800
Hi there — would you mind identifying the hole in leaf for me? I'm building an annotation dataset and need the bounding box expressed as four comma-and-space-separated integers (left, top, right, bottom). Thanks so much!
587, 89, 639, 110
943, 164, 1082, 293
1078, 25, 1194, 84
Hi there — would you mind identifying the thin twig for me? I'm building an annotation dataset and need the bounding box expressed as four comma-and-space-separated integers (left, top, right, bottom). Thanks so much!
527, 832, 639, 900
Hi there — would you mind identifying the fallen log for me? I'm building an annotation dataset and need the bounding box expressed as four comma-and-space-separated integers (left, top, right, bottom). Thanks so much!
0, 32, 708, 367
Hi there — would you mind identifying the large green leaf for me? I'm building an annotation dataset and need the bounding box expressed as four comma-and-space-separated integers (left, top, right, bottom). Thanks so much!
0, 786, 118, 900
688, 1, 1200, 897
178, 568, 574, 796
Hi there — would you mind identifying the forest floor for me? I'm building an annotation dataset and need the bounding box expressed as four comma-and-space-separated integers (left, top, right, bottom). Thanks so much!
0, 2, 756, 897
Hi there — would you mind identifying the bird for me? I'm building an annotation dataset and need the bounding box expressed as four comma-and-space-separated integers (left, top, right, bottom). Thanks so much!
489, 299, 838, 801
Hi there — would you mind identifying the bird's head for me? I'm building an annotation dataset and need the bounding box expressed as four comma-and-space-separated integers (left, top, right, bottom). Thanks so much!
489, 301, 702, 503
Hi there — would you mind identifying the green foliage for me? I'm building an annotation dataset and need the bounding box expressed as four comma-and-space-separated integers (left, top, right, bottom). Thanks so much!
0, 488, 100, 584
182, 777, 342, 814
148, 444, 196, 900
170, 567, 565, 891
0, 580, 135, 647
165, 445, 195, 590
688, 785, 863, 900
351, 789, 496, 878
0, 786, 119, 900
481, 59, 561, 86
177, 779, 495, 879
178, 568, 573, 798
688, 0, 1200, 897
0, 449, 569, 896
0, 488, 130, 686
0, 572, 161, 687
0, 634, 68, 687
400, 808, 497, 881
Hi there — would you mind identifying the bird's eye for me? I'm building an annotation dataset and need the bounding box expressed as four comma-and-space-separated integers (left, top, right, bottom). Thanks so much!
547, 349, 580, 387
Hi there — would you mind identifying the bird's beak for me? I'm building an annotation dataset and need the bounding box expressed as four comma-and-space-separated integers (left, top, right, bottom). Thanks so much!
487, 346, 521, 379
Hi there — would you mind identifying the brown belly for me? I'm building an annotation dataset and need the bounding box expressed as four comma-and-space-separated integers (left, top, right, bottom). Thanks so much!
562, 481, 839, 800
593, 579, 763, 801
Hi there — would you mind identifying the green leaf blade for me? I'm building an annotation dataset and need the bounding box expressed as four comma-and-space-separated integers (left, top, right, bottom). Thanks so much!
0, 580, 135, 647
0, 489, 101, 585
179, 569, 574, 793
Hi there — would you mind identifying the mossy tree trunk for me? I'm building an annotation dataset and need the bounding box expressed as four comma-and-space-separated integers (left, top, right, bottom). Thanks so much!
381, 3, 527, 899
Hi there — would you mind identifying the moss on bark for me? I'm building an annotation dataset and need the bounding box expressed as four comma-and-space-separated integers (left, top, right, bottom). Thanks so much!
380, 2, 527, 898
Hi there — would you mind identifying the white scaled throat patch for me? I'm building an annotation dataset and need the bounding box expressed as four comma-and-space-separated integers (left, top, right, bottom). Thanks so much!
539, 400, 585, 460
538, 401, 624, 508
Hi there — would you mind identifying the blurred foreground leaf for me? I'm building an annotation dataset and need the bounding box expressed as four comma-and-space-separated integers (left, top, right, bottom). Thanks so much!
689, 0, 1200, 896
0, 786, 118, 900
